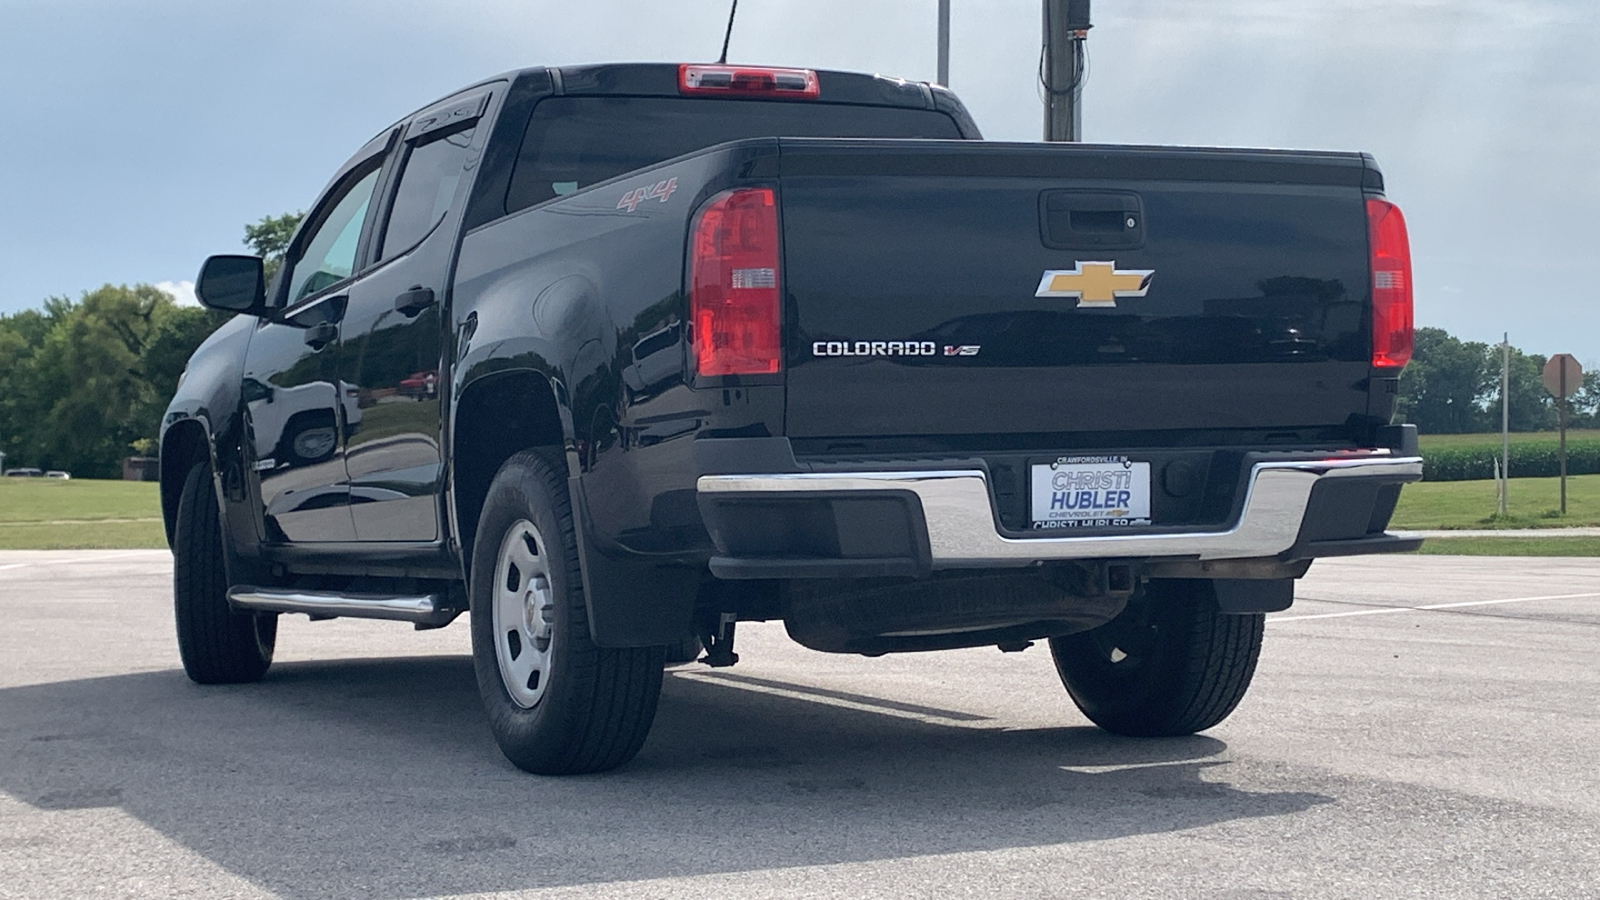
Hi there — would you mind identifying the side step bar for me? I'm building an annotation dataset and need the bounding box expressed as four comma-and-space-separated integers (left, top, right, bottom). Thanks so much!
227, 586, 462, 627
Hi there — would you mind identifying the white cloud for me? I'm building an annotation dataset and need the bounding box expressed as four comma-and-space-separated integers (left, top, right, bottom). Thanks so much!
157, 280, 198, 307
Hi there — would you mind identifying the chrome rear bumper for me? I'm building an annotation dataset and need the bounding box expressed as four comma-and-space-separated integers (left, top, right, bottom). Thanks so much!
697, 454, 1423, 572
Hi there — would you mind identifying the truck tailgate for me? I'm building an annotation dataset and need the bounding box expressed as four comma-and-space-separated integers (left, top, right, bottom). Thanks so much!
776, 140, 1381, 446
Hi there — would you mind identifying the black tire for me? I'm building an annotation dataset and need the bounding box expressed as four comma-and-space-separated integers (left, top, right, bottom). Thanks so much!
173, 461, 276, 684
469, 449, 664, 775
1048, 579, 1263, 737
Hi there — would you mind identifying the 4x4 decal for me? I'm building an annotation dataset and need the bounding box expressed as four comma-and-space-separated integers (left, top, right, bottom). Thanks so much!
617, 177, 679, 212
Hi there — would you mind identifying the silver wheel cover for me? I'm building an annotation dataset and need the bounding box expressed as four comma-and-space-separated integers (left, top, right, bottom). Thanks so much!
292, 427, 336, 460
492, 519, 557, 708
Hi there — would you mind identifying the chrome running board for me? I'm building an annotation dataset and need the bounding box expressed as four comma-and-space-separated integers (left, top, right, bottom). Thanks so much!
227, 586, 460, 627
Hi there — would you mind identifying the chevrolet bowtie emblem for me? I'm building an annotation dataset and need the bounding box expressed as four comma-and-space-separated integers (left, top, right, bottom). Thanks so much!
1035, 262, 1155, 308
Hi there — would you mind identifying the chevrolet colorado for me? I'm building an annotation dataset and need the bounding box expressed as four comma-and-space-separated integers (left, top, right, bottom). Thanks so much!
162, 62, 1420, 775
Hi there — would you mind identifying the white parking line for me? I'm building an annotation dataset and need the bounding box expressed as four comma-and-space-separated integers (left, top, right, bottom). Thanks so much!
0, 550, 167, 574
1269, 591, 1600, 623
39, 551, 164, 566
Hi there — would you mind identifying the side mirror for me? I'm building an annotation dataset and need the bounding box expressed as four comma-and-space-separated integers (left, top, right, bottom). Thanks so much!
195, 255, 266, 314
241, 378, 275, 404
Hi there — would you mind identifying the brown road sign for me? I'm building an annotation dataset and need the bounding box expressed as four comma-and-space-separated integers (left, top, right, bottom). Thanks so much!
1543, 354, 1582, 398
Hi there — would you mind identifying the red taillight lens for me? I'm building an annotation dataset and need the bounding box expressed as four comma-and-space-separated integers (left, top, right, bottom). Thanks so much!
679, 64, 820, 99
1367, 198, 1413, 369
691, 188, 782, 378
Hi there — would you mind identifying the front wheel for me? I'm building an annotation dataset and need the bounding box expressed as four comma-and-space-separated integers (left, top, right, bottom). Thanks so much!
469, 449, 664, 775
173, 461, 276, 684
1048, 579, 1263, 737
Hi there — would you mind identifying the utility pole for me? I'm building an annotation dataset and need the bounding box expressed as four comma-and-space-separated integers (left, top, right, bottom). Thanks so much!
937, 0, 950, 86
1042, 0, 1091, 141
1500, 333, 1510, 517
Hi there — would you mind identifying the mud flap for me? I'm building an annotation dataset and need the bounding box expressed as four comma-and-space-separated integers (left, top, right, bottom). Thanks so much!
568, 477, 699, 647
1212, 578, 1294, 614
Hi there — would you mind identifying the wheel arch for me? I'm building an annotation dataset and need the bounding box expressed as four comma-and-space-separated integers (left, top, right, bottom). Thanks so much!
450, 369, 570, 575
159, 418, 214, 547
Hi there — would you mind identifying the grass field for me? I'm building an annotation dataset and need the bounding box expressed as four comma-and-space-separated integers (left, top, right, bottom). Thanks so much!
1416, 536, 1600, 556
1389, 473, 1600, 529
1418, 429, 1600, 450
0, 478, 166, 550
5, 469, 1599, 556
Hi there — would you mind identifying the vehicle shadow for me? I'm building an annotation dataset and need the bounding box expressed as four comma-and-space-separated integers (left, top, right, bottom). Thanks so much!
0, 656, 1331, 898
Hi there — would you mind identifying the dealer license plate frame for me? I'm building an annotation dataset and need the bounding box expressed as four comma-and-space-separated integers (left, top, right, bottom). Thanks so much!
1029, 455, 1153, 530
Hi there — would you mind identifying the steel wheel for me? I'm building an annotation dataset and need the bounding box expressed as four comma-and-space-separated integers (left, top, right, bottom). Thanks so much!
291, 425, 336, 462
469, 449, 665, 774
492, 519, 557, 708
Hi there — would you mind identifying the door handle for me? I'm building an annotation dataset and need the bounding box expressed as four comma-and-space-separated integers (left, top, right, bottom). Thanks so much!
303, 321, 338, 350
394, 287, 436, 318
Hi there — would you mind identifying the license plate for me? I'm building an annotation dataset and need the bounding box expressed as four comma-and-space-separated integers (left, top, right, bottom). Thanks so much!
1030, 456, 1151, 529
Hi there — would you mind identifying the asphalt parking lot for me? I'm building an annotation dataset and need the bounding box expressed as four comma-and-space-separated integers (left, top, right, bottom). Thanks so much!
1, 550, 1597, 899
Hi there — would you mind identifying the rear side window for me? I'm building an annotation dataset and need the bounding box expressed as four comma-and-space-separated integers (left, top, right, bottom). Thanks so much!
379, 124, 477, 259
506, 96, 962, 213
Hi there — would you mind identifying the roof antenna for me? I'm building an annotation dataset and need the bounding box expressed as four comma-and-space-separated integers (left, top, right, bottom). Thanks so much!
718, 0, 739, 64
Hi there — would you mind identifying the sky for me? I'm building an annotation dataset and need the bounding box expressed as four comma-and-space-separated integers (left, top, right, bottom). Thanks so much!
1, 0, 1595, 363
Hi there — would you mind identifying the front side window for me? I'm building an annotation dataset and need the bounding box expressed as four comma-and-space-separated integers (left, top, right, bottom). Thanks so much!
285, 165, 383, 304
378, 124, 477, 259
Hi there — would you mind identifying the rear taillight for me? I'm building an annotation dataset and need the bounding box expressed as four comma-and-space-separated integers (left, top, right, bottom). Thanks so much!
1367, 198, 1413, 369
679, 64, 820, 100
690, 188, 782, 378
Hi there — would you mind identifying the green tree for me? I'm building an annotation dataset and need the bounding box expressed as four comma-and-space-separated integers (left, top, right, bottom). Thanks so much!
1571, 369, 1600, 428
1397, 330, 1563, 434
5, 288, 146, 476
138, 304, 233, 439
1397, 327, 1495, 433
0, 285, 232, 477
1504, 348, 1556, 432
0, 299, 74, 470
244, 211, 304, 284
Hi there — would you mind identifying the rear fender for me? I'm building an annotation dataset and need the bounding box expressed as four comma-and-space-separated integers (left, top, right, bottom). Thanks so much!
450, 367, 697, 647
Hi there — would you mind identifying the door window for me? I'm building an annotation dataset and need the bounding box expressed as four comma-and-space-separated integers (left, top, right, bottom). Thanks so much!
378, 124, 477, 259
285, 165, 383, 304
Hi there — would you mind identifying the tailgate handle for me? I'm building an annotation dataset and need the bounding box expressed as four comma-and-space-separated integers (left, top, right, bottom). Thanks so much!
1039, 190, 1145, 250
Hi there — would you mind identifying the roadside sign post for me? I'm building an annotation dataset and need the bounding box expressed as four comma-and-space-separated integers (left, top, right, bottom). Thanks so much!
1541, 353, 1583, 515
1500, 335, 1509, 516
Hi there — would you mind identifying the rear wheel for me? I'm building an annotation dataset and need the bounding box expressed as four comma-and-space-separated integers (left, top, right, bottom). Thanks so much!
469, 450, 664, 775
1048, 579, 1263, 736
173, 461, 276, 684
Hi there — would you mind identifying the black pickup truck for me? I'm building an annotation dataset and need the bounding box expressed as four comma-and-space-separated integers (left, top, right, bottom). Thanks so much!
162, 62, 1421, 775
